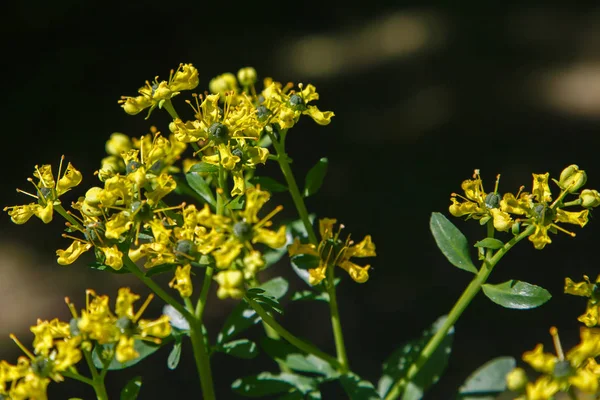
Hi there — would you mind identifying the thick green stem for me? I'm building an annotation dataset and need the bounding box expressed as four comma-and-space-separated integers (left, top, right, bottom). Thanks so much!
268, 129, 318, 244
384, 224, 536, 400
185, 298, 216, 400
245, 296, 341, 369
62, 370, 94, 386
54, 203, 83, 230
326, 264, 349, 373
82, 350, 108, 400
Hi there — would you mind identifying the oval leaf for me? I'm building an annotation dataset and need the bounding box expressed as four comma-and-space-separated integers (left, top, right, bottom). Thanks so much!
303, 158, 328, 197
217, 339, 259, 359
185, 172, 216, 207
474, 238, 504, 250
291, 253, 321, 271
167, 342, 182, 370
92, 339, 167, 370
430, 213, 477, 274
120, 376, 142, 400
188, 162, 219, 174
482, 280, 551, 309
458, 356, 516, 399
260, 337, 338, 377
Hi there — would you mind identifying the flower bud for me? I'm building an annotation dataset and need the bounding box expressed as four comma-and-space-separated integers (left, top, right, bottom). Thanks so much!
209, 73, 238, 96
580, 189, 600, 208
105, 133, 131, 156
215, 270, 245, 299
237, 67, 257, 86
506, 367, 528, 392
559, 164, 587, 193
169, 63, 199, 92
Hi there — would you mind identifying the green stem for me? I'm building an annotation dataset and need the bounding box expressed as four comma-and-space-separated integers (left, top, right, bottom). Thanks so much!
245, 295, 341, 369
123, 256, 193, 321
54, 203, 83, 230
267, 129, 318, 244
384, 224, 536, 400
326, 264, 349, 373
62, 370, 94, 386
163, 99, 180, 120
82, 350, 109, 400
185, 298, 216, 400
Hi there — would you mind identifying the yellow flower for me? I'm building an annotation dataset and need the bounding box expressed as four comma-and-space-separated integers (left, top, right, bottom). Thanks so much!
169, 264, 193, 298
215, 270, 245, 299
119, 63, 199, 118
4, 157, 82, 225
565, 275, 600, 327
30, 319, 70, 356
289, 218, 376, 285
56, 240, 93, 265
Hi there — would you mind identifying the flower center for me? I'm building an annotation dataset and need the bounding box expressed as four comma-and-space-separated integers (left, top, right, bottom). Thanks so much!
233, 221, 253, 242
208, 122, 230, 144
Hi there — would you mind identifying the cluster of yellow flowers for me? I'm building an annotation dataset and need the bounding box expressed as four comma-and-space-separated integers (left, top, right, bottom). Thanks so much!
0, 288, 169, 399
505, 274, 600, 399
449, 166, 600, 249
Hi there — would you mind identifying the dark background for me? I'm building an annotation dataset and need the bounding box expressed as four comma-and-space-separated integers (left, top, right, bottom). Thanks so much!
2, 2, 600, 399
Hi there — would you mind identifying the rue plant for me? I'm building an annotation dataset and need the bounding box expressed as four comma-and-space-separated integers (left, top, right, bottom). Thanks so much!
3, 63, 600, 399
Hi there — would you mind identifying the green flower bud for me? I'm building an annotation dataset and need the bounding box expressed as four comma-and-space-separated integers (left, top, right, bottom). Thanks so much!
505, 367, 528, 392
559, 164, 587, 193
580, 189, 600, 208
237, 67, 257, 86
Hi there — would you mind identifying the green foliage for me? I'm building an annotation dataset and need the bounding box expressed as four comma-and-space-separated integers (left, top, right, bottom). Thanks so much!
120, 376, 142, 400
457, 356, 516, 399
341, 373, 381, 400
482, 280, 552, 309
185, 171, 216, 207
249, 176, 288, 192
303, 158, 328, 197
231, 372, 319, 397
473, 238, 504, 250
430, 213, 478, 273
215, 339, 259, 359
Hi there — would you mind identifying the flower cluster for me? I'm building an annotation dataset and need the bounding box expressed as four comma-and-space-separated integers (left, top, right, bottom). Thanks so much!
449, 166, 600, 249
0, 288, 170, 399
507, 327, 600, 399
565, 274, 600, 327
288, 218, 376, 285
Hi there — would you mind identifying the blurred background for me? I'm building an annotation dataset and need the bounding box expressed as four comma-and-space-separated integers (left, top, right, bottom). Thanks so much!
3, 2, 600, 398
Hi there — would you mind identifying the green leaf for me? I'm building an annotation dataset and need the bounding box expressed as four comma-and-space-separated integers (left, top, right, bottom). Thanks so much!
378, 315, 454, 399
92, 339, 167, 370
249, 176, 288, 192
88, 262, 131, 274
163, 304, 190, 332
482, 280, 552, 309
217, 339, 259, 359
276, 390, 321, 399
188, 162, 219, 174
226, 195, 246, 210
473, 238, 504, 250
340, 373, 381, 400
290, 253, 321, 271
185, 172, 216, 207
457, 357, 516, 399
144, 263, 176, 277
231, 372, 318, 397
217, 278, 288, 345
260, 337, 338, 377
430, 212, 478, 274
303, 158, 328, 197
291, 290, 330, 303
120, 376, 142, 400
246, 289, 284, 314
167, 342, 182, 370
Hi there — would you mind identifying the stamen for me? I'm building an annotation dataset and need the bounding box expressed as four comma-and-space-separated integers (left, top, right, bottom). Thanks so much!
9, 334, 35, 360
134, 294, 155, 322
153, 203, 185, 213
550, 326, 564, 360
334, 224, 345, 241
67, 211, 85, 224
55, 155, 65, 190
255, 205, 284, 229
34, 165, 49, 188
136, 335, 162, 345
515, 185, 525, 198
494, 174, 501, 194
193, 142, 213, 157
16, 188, 39, 199
64, 297, 79, 319
61, 233, 89, 244
551, 223, 576, 237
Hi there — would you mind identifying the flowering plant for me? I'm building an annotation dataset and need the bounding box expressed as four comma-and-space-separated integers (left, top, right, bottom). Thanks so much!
4, 63, 600, 400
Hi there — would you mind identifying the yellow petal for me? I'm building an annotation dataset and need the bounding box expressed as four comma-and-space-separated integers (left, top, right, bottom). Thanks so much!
308, 265, 327, 285
169, 264, 193, 298
101, 245, 123, 270
139, 315, 172, 338
34, 201, 53, 224
490, 208, 512, 232
319, 218, 337, 240
56, 162, 83, 196
522, 344, 556, 374
338, 260, 370, 283
528, 225, 552, 250
564, 276, 593, 297
288, 237, 319, 257
556, 209, 589, 227
116, 336, 138, 363
532, 173, 552, 203
253, 226, 286, 249
56, 241, 92, 265
347, 235, 376, 258
304, 105, 334, 125
6, 204, 38, 224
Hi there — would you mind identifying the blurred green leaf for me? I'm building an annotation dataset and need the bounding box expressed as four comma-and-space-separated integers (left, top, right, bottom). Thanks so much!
92, 339, 168, 370
216, 339, 259, 359
249, 176, 288, 192
185, 172, 216, 207
482, 280, 551, 309
303, 158, 328, 197
232, 372, 318, 397
290, 253, 321, 271
260, 337, 338, 377
378, 315, 454, 399
430, 213, 477, 273
120, 376, 142, 400
291, 290, 330, 303
457, 356, 516, 399
340, 373, 381, 400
